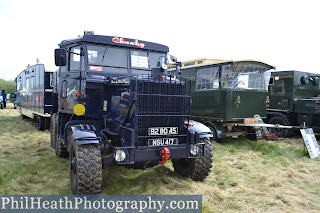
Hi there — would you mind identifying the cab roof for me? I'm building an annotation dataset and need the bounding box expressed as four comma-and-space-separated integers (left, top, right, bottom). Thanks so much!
59, 35, 169, 53
170, 57, 276, 70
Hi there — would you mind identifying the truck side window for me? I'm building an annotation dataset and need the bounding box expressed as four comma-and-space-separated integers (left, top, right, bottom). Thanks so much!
272, 80, 284, 94
131, 50, 148, 69
196, 67, 219, 91
17, 77, 22, 90
69, 46, 80, 71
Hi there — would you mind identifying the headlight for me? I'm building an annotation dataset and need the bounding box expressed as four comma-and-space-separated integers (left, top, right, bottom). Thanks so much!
114, 150, 126, 162
190, 145, 200, 156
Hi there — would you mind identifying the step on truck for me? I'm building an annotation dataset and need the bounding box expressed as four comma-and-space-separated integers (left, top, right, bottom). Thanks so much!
267, 70, 320, 137
169, 58, 276, 141
16, 65, 54, 130
51, 31, 213, 194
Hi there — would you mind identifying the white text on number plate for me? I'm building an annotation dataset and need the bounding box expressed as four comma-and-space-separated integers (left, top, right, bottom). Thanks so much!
148, 127, 178, 135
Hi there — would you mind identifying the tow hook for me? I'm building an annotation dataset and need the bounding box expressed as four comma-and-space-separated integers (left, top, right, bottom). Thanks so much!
160, 147, 170, 164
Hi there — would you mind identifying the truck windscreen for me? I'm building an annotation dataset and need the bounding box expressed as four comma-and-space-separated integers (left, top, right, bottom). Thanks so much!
221, 63, 271, 91
87, 44, 166, 74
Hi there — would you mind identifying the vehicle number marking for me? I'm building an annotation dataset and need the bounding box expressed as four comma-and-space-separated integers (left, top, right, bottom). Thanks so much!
148, 138, 178, 146
148, 127, 178, 135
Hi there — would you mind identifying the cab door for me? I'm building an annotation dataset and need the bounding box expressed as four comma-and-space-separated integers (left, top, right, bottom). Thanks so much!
59, 45, 83, 114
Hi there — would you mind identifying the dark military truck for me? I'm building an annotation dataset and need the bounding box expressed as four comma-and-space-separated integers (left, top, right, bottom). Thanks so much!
267, 70, 320, 137
51, 32, 213, 194
16, 64, 54, 130
170, 58, 275, 141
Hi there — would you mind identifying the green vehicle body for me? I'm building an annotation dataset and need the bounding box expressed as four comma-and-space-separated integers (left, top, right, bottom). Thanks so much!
172, 58, 275, 140
267, 70, 320, 133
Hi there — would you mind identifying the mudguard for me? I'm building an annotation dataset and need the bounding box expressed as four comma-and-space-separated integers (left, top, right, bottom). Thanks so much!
186, 120, 213, 138
204, 121, 226, 139
67, 124, 101, 152
267, 111, 291, 125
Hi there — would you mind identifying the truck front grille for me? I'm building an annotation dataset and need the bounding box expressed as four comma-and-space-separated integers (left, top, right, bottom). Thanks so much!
131, 75, 191, 146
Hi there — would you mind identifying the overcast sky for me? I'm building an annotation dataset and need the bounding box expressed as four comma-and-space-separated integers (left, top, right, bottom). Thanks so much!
0, 0, 319, 80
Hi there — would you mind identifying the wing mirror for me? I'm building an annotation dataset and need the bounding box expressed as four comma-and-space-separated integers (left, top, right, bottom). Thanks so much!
54, 48, 67, 66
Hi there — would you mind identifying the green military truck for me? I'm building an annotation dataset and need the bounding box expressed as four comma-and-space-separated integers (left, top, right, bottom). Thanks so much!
170, 58, 276, 141
267, 70, 320, 137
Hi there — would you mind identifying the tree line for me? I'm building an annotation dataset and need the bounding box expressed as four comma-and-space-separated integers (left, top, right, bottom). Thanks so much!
0, 79, 16, 93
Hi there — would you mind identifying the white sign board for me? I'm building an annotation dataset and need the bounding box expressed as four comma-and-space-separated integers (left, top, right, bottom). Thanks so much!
300, 128, 320, 159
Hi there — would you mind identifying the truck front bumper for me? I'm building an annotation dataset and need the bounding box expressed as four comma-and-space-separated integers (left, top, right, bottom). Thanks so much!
103, 143, 205, 166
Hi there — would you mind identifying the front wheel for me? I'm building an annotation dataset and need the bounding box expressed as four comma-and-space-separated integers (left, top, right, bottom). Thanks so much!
172, 138, 213, 181
269, 115, 291, 138
69, 131, 102, 194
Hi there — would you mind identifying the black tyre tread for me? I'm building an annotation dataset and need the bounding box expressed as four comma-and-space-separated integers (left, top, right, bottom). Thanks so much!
172, 138, 213, 181
73, 144, 102, 194
191, 139, 213, 180
50, 113, 57, 148
55, 138, 68, 158
37, 115, 45, 131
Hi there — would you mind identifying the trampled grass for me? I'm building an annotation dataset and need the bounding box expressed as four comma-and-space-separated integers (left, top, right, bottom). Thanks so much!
1, 103, 320, 212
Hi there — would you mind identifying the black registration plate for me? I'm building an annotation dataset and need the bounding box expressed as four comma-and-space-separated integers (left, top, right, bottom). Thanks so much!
148, 138, 178, 146
148, 127, 178, 135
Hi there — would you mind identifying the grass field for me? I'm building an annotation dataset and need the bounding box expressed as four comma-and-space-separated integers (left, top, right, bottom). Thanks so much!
1, 103, 320, 212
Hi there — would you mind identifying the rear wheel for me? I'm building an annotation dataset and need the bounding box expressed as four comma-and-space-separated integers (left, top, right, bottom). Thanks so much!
37, 115, 45, 131
69, 131, 102, 194
172, 138, 213, 181
55, 138, 68, 158
269, 116, 291, 138
50, 113, 58, 148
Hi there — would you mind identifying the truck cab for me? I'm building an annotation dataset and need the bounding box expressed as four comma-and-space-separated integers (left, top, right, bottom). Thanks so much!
267, 70, 320, 136
52, 32, 213, 194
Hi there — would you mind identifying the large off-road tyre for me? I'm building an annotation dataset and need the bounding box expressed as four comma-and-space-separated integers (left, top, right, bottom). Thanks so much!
69, 131, 102, 194
37, 115, 45, 131
172, 138, 213, 181
269, 115, 291, 138
50, 113, 58, 148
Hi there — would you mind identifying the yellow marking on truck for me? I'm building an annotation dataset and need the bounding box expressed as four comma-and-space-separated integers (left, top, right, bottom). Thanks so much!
73, 104, 85, 116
